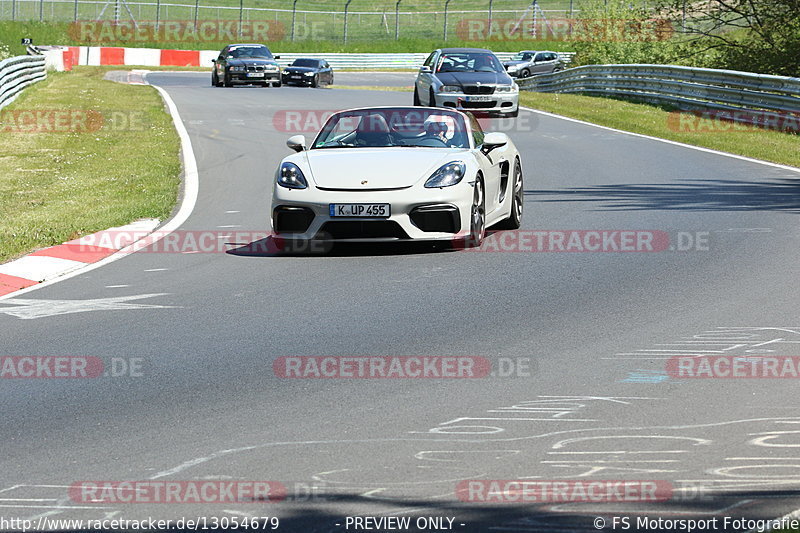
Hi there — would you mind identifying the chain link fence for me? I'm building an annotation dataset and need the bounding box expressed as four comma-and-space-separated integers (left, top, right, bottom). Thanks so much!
0, 0, 584, 43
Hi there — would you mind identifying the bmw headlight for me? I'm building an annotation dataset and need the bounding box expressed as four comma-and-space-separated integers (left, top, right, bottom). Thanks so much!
438, 85, 461, 93
424, 161, 466, 188
496, 84, 517, 93
278, 162, 308, 189
507, 65, 519, 71
266, 65, 279, 71
304, 72, 315, 76
230, 66, 244, 72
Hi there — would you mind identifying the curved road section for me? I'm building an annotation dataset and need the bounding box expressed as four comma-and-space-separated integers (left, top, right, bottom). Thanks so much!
1, 72, 800, 533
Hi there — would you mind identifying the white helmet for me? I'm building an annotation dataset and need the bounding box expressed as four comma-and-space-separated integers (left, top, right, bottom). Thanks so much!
422, 114, 456, 140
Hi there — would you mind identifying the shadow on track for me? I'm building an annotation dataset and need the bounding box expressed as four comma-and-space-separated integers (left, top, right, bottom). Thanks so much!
526, 178, 800, 212
224, 236, 460, 257
41, 489, 800, 532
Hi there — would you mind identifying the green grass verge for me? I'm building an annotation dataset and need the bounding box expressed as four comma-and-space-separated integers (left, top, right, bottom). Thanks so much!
518, 92, 800, 168
0, 66, 180, 264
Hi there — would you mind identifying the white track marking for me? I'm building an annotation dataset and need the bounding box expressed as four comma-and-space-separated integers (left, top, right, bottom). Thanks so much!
0, 256, 85, 281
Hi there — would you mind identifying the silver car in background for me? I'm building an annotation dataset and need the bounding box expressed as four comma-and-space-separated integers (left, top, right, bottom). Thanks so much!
503, 50, 565, 78
414, 48, 519, 118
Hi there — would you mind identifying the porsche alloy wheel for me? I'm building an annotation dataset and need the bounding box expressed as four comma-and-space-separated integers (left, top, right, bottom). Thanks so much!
497, 160, 523, 230
467, 178, 486, 248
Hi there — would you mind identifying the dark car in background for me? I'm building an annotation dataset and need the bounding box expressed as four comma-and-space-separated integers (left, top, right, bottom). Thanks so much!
503, 50, 565, 78
212, 44, 281, 87
414, 48, 519, 118
281, 58, 334, 87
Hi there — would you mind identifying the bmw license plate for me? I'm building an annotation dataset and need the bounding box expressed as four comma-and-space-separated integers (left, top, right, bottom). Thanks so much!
247, 72, 264, 77
466, 95, 492, 102
330, 204, 390, 217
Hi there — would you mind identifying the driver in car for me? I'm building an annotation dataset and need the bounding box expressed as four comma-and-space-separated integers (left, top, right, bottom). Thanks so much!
422, 116, 451, 145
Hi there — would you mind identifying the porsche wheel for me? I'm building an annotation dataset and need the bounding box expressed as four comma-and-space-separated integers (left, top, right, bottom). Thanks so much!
466, 178, 486, 248
496, 160, 523, 230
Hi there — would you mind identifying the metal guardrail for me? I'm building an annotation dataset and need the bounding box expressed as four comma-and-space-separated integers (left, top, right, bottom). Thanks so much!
274, 51, 575, 70
517, 64, 800, 123
0, 55, 47, 110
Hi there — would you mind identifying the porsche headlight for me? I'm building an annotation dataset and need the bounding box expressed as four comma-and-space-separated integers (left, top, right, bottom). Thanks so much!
282, 69, 290, 74
278, 162, 308, 189
425, 161, 466, 188
438, 85, 461, 93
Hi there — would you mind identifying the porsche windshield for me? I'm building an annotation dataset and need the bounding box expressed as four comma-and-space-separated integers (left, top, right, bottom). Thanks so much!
313, 108, 471, 149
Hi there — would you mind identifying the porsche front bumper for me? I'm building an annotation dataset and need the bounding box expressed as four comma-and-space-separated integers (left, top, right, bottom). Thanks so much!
271, 185, 474, 242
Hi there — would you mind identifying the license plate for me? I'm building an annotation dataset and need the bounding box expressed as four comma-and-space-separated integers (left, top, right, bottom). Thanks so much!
466, 95, 492, 102
291, 75, 302, 79
247, 72, 264, 77
329, 204, 390, 218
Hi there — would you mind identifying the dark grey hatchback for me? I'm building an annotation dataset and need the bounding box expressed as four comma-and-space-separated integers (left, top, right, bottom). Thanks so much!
212, 44, 282, 87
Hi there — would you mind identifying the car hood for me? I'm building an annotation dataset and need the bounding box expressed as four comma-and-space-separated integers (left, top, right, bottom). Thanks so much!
302, 148, 469, 190
435, 70, 514, 86
284, 66, 316, 73
227, 58, 278, 66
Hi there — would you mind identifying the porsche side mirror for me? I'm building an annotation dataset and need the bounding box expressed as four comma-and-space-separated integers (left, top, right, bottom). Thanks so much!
482, 132, 508, 154
287, 135, 307, 152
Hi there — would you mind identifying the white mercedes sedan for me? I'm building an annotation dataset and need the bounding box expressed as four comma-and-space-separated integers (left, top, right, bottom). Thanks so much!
270, 106, 523, 248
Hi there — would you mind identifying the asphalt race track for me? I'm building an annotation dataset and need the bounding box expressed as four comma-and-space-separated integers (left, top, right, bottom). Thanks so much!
2, 71, 800, 532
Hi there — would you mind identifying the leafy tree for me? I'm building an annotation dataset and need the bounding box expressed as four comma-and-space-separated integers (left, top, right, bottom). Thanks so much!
569, 0, 682, 65
663, 0, 800, 76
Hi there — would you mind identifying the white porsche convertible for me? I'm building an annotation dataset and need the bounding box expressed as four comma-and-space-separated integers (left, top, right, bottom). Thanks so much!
270, 106, 523, 247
